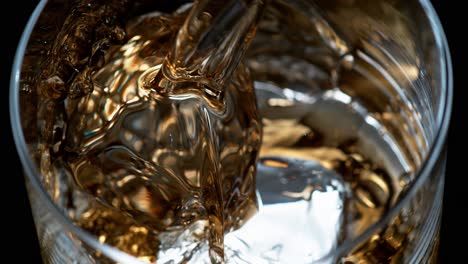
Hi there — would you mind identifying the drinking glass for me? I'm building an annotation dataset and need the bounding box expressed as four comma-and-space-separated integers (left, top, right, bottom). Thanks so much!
10, 0, 452, 263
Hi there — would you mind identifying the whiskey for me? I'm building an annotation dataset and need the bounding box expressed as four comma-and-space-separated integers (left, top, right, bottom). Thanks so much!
23, 0, 427, 263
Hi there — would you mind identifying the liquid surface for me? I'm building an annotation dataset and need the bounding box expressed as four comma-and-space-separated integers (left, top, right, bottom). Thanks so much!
26, 1, 422, 263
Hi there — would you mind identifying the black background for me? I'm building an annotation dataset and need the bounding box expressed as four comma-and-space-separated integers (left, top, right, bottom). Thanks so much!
1, 1, 464, 262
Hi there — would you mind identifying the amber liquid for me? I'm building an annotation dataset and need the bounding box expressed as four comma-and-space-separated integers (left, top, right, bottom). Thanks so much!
26, 1, 425, 263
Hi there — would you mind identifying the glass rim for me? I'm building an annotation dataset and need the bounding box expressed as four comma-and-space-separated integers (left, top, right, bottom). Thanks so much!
9, 0, 453, 262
